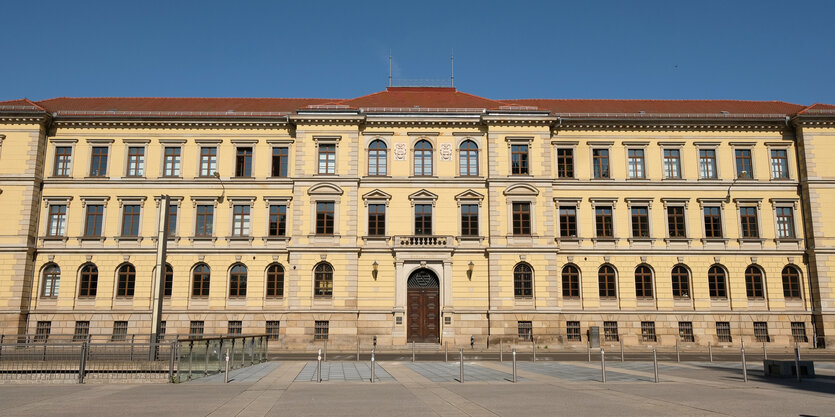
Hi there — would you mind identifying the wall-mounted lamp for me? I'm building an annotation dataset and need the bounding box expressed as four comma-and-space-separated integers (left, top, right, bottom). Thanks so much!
213, 171, 226, 203
467, 261, 475, 280
372, 260, 379, 280
725, 170, 749, 202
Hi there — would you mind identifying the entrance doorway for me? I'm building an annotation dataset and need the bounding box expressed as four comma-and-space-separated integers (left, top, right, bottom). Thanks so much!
407, 268, 440, 343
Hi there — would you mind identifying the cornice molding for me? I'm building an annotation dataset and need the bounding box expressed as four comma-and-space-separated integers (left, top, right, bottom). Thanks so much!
51, 120, 290, 130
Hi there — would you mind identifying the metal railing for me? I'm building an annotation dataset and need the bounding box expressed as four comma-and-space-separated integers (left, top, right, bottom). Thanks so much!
174, 335, 268, 383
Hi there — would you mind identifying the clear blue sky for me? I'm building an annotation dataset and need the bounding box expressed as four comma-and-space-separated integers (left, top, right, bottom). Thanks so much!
3, 0, 834, 104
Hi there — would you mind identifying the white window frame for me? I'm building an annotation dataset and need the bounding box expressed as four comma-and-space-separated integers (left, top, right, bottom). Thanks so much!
195, 139, 222, 178
456, 136, 482, 177
50, 139, 77, 177
658, 141, 685, 180
554, 198, 582, 241
695, 142, 720, 180
624, 141, 649, 180
766, 142, 792, 181
227, 196, 256, 239
314, 136, 340, 176
159, 140, 186, 178
122, 140, 149, 178
42, 196, 73, 239
769, 198, 801, 242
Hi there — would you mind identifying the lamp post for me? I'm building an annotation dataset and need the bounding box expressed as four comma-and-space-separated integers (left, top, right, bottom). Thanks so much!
725, 170, 749, 202
149, 195, 169, 360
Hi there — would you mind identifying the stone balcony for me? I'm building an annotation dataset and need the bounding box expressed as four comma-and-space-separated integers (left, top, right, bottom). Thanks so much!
394, 235, 453, 248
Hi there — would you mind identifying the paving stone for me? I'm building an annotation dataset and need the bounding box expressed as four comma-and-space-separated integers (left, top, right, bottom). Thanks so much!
294, 361, 393, 382
405, 362, 518, 382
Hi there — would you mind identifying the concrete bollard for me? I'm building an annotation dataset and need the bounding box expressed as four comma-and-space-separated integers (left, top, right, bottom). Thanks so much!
512, 348, 517, 383
762, 341, 767, 360
587, 340, 591, 363
500, 340, 503, 363
620, 339, 624, 362
225, 349, 230, 383
652, 349, 659, 383
741, 341, 748, 383
601, 348, 606, 383
324, 341, 327, 362
708, 342, 713, 362
370, 349, 375, 383
357, 338, 360, 361
317, 349, 322, 383
412, 340, 415, 362
532, 339, 536, 363
676, 338, 680, 363
445, 341, 448, 363
795, 342, 802, 382
459, 348, 464, 383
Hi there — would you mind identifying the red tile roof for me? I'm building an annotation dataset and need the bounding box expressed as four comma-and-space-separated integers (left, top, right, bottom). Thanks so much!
0, 88, 830, 118
0, 98, 46, 111
509, 99, 805, 116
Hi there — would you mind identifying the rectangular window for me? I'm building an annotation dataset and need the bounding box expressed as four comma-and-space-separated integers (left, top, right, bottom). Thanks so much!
121, 204, 141, 237
699, 149, 717, 179
663, 149, 681, 179
776, 207, 796, 238
266, 321, 280, 340
232, 205, 251, 236
559, 207, 577, 238
592, 149, 610, 179
54, 146, 72, 176
703, 207, 723, 238
35, 321, 51, 342
667, 206, 687, 238
566, 321, 581, 341
195, 205, 214, 237
627, 149, 645, 179
368, 204, 386, 236
166, 204, 178, 235
771, 149, 789, 179
163, 147, 181, 177
73, 321, 90, 342
679, 321, 695, 342
159, 321, 166, 341
754, 322, 770, 343
511, 144, 529, 175
89, 146, 108, 177
518, 321, 533, 341
228, 321, 242, 335
84, 204, 104, 237
716, 321, 732, 343
739, 207, 759, 238
414, 204, 432, 235
512, 202, 531, 235
112, 321, 128, 341
235, 147, 253, 177
272, 147, 289, 177
461, 204, 479, 236
315, 320, 329, 340
126, 147, 145, 177
595, 206, 613, 238
631, 206, 649, 238
641, 321, 657, 342
556, 148, 574, 178
791, 322, 808, 343
47, 204, 67, 237
268, 205, 287, 237
603, 321, 619, 342
189, 321, 204, 339
318, 144, 336, 174
735, 149, 752, 178
316, 202, 335, 235
163, 266, 172, 297
199, 147, 217, 177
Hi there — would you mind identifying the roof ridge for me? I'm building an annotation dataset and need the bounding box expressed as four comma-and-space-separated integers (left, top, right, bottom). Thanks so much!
38, 96, 338, 101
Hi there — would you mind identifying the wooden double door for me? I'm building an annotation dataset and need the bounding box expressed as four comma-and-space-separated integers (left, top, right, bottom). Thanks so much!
407, 269, 440, 343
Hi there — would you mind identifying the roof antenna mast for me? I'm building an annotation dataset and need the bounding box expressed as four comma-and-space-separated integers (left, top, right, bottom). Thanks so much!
450, 49, 454, 88
388, 50, 392, 87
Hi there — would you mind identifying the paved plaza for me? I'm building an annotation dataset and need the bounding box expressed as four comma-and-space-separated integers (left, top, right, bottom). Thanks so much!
1, 360, 834, 416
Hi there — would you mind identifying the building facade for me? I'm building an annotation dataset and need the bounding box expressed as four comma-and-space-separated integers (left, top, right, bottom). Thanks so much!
1, 87, 834, 349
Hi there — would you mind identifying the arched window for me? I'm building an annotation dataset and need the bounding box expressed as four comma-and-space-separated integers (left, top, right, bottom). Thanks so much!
513, 263, 533, 298
116, 264, 136, 297
459, 140, 478, 176
368, 140, 387, 176
598, 265, 617, 298
229, 264, 247, 297
745, 266, 764, 298
635, 265, 653, 298
192, 264, 210, 297
562, 265, 580, 298
79, 264, 98, 297
163, 264, 173, 297
41, 264, 60, 297
782, 266, 802, 299
708, 265, 727, 298
314, 263, 333, 297
266, 264, 284, 298
413, 140, 433, 176
671, 265, 690, 298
